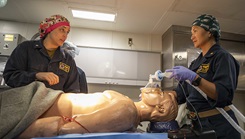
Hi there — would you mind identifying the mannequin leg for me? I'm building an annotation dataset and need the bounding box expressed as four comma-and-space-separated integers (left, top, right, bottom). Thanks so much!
17, 116, 65, 139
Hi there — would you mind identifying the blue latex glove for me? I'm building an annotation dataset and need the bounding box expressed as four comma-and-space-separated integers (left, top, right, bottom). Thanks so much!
165, 66, 197, 82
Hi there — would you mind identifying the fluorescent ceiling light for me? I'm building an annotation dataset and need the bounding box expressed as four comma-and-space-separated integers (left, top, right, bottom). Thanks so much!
71, 9, 116, 22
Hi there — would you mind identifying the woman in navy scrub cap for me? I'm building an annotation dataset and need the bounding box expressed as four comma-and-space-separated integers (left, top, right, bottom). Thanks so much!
166, 14, 241, 139
3, 15, 80, 93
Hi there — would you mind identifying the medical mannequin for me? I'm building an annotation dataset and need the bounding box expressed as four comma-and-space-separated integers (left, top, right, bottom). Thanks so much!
18, 87, 178, 138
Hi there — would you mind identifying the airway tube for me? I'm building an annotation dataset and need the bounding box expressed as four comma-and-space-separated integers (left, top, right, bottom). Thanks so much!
216, 107, 245, 136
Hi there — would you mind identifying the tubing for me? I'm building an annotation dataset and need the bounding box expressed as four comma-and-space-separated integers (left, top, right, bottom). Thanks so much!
229, 105, 245, 123
186, 80, 207, 100
216, 107, 245, 136
148, 70, 245, 135
186, 80, 245, 136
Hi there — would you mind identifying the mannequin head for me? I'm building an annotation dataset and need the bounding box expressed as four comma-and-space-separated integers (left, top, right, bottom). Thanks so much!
139, 87, 178, 122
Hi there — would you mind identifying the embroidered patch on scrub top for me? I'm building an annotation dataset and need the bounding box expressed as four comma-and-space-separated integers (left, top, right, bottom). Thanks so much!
59, 62, 70, 73
197, 64, 209, 73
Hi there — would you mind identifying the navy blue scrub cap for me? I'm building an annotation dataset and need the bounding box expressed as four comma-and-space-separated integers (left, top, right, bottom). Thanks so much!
192, 14, 221, 41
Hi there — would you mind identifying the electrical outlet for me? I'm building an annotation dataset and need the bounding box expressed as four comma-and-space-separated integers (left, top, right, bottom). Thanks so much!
128, 38, 133, 46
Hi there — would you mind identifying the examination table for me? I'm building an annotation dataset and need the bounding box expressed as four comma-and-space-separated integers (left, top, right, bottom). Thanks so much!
33, 133, 168, 139
32, 122, 216, 139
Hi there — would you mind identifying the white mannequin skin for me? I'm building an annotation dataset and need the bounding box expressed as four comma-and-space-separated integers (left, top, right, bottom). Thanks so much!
18, 88, 178, 138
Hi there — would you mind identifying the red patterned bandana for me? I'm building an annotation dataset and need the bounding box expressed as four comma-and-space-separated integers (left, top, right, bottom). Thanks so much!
39, 15, 70, 38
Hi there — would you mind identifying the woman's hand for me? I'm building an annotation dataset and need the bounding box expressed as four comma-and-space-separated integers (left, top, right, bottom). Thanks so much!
36, 72, 59, 85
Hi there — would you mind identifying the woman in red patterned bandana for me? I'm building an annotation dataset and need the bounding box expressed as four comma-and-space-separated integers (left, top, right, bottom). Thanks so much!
3, 15, 81, 93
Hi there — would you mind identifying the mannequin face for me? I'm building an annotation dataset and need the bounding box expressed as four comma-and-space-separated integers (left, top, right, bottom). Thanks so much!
140, 88, 178, 121
140, 88, 164, 106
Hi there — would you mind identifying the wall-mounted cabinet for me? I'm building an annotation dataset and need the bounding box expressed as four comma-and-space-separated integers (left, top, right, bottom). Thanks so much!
0, 33, 25, 56
75, 47, 161, 86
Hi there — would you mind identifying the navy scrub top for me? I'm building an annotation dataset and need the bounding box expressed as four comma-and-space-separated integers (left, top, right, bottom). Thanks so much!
174, 44, 240, 112
3, 39, 80, 93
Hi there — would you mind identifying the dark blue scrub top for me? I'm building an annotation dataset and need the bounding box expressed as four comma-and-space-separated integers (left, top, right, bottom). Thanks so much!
175, 44, 240, 112
3, 39, 80, 93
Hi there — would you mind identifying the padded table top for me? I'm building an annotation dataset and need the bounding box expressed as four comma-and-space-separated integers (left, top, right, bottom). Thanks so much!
32, 132, 168, 139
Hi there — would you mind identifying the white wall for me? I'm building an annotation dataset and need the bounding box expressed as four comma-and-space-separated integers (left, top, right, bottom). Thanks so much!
0, 21, 38, 40
69, 27, 162, 52
0, 20, 162, 52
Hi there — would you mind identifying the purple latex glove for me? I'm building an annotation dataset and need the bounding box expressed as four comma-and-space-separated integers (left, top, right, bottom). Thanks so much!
165, 66, 197, 82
